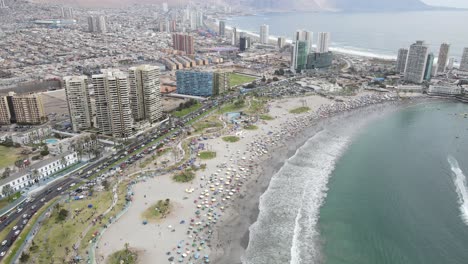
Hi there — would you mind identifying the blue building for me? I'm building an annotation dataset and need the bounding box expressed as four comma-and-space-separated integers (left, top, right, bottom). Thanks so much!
176, 71, 214, 96
306, 52, 333, 69
176, 71, 229, 97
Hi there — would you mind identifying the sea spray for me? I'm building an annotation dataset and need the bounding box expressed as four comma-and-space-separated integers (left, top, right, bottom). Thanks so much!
448, 156, 468, 225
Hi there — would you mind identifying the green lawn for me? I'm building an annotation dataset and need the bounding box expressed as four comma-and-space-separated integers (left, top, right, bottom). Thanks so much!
172, 102, 202, 118
141, 199, 171, 222
260, 114, 274, 121
222, 136, 240, 143
198, 151, 216, 160
0, 145, 21, 169
107, 246, 138, 264
173, 170, 195, 183
193, 116, 223, 132
0, 191, 21, 209
229, 73, 257, 87
218, 100, 246, 114
244, 125, 258, 130
289, 107, 311, 114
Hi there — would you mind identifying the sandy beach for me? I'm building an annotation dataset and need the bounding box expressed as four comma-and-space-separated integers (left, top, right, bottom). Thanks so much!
96, 93, 399, 264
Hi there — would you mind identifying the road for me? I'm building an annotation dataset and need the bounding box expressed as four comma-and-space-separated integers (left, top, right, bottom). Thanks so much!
0, 93, 236, 260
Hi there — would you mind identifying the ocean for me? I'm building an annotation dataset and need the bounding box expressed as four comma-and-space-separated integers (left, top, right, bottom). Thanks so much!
242, 100, 468, 264
227, 11, 468, 60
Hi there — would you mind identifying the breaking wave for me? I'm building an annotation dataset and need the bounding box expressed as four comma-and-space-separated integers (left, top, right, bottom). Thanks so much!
448, 156, 468, 225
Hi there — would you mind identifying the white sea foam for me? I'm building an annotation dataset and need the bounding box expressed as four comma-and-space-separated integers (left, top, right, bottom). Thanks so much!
448, 156, 468, 225
241, 108, 386, 264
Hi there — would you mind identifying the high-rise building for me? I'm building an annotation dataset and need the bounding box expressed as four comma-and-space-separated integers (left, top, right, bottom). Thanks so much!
278, 37, 286, 49
162, 2, 168, 12
317, 32, 330, 53
87, 16, 107, 33
306, 52, 333, 69
231, 27, 237, 46
213, 71, 230, 95
291, 40, 309, 72
0, 96, 10, 125
196, 11, 204, 28
63, 76, 93, 132
460, 48, 468, 71
447, 58, 455, 70
260, 24, 269, 44
396, 48, 409, 74
436, 43, 450, 74
128, 65, 163, 124
172, 33, 194, 55
424, 53, 435, 81
239, 36, 250, 51
7, 93, 47, 125
61, 7, 73, 18
295, 30, 313, 50
92, 70, 133, 138
404, 40, 429, 84
176, 71, 229, 97
219, 20, 226, 37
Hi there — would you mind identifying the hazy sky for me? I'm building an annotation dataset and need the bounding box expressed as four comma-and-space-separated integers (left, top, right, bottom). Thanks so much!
423, 0, 468, 8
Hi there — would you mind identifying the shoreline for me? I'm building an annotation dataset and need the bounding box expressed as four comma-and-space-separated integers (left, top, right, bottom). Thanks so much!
209, 97, 428, 263
95, 93, 421, 264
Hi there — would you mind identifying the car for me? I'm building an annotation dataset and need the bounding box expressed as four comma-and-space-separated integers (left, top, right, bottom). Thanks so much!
22, 219, 28, 225
0, 251, 5, 257
16, 207, 22, 213
31, 205, 37, 210
40, 198, 46, 202
12, 225, 17, 231
14, 230, 20, 236
1, 240, 7, 246
22, 214, 28, 219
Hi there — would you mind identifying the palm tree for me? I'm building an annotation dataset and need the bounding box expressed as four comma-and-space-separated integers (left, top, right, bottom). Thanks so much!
60, 156, 68, 169
32, 169, 40, 184
2, 184, 13, 198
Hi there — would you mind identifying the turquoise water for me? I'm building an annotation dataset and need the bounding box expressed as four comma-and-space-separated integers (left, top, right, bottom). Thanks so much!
319, 101, 468, 264
45, 138, 58, 144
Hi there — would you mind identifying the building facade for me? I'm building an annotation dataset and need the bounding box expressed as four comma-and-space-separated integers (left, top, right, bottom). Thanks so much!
213, 71, 230, 95
295, 30, 313, 50
239, 36, 250, 51
176, 71, 214, 97
277, 37, 286, 49
0, 96, 10, 125
128, 65, 163, 124
396, 48, 409, 74
260, 24, 269, 44
92, 70, 134, 138
317, 32, 330, 53
460, 48, 468, 71
436, 43, 450, 74
219, 20, 226, 36
424, 53, 435, 81
172, 33, 194, 55
87, 16, 107, 33
404, 41, 429, 84
428, 85, 462, 96
9, 93, 47, 125
63, 76, 93, 132
291, 40, 309, 72
0, 152, 78, 197
306, 52, 333, 69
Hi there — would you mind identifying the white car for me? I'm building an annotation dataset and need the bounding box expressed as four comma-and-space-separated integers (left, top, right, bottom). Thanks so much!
57, 187, 62, 191
1, 240, 7, 246
70, 183, 76, 187
12, 226, 17, 231
0, 251, 5, 257
14, 230, 20, 236
40, 198, 46, 202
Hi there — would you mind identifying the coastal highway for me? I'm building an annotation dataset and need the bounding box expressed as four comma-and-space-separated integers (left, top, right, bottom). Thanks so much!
0, 94, 234, 260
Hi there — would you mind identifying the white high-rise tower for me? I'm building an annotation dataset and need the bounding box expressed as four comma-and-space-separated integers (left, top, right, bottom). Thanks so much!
295, 30, 313, 51
260, 24, 269, 44
128, 65, 163, 124
436, 43, 450, 74
63, 76, 93, 132
92, 70, 133, 138
317, 32, 330, 53
404, 40, 429, 84
460, 48, 468, 71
